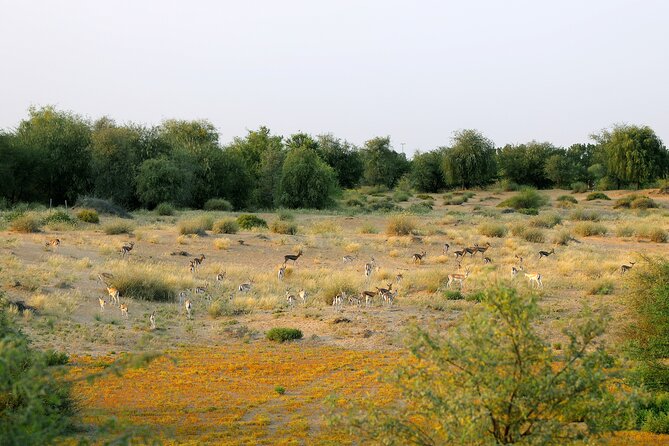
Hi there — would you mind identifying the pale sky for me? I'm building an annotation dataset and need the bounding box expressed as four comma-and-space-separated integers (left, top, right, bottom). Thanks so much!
1, 0, 667, 155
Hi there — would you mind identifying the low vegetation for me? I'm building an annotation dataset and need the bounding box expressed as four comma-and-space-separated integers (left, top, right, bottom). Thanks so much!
237, 214, 268, 230
76, 208, 100, 223
270, 220, 298, 235
586, 192, 611, 201
155, 202, 175, 216
386, 214, 416, 236
203, 198, 233, 211
178, 216, 213, 235
497, 189, 548, 212
574, 222, 608, 237
103, 219, 134, 235
266, 327, 303, 343
212, 218, 239, 234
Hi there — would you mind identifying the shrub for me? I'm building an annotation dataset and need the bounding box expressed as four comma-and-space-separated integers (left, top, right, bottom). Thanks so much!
386, 215, 416, 236
529, 213, 562, 228
569, 208, 601, 222
110, 269, 176, 302
510, 224, 526, 237
213, 238, 232, 250
588, 280, 615, 295
574, 222, 607, 237
43, 210, 76, 225
103, 219, 134, 235
9, 213, 42, 233
444, 195, 466, 205
266, 327, 303, 343
366, 199, 400, 213
478, 223, 508, 238
76, 196, 131, 218
649, 228, 668, 243
499, 179, 519, 191
270, 220, 298, 235
208, 299, 250, 318
557, 195, 578, 204
178, 216, 214, 235
552, 229, 572, 246
497, 189, 548, 211
237, 214, 268, 230
277, 209, 295, 221
416, 194, 434, 200
443, 290, 464, 300
76, 208, 99, 223
393, 191, 410, 202
522, 228, 546, 243
44, 350, 69, 366
359, 224, 379, 234
571, 181, 588, 193
586, 192, 610, 201
407, 202, 433, 215
155, 202, 175, 216
203, 198, 233, 211
616, 225, 636, 238
631, 197, 658, 210
212, 219, 239, 234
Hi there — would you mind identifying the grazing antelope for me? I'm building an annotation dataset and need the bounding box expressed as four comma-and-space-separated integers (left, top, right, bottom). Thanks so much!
375, 283, 393, 297
538, 248, 555, 260
149, 312, 156, 330
453, 249, 466, 260
347, 293, 362, 307
278, 264, 286, 281
192, 254, 205, 269
525, 273, 543, 288
385, 290, 397, 306
362, 290, 376, 307
120, 242, 135, 258
98, 297, 106, 311
412, 251, 427, 265
194, 285, 208, 295
443, 243, 450, 254
298, 289, 307, 304
474, 242, 491, 257
45, 238, 61, 249
621, 262, 636, 274
511, 265, 524, 277
447, 268, 471, 289
283, 249, 303, 265
178, 291, 187, 306
107, 287, 120, 306
333, 291, 345, 308
515, 254, 524, 265
464, 246, 477, 257
364, 262, 373, 281
395, 273, 403, 284
238, 281, 252, 292
342, 255, 357, 264
483, 257, 492, 264
286, 290, 296, 306
216, 272, 226, 281
188, 260, 197, 274
185, 299, 192, 319
120, 303, 129, 318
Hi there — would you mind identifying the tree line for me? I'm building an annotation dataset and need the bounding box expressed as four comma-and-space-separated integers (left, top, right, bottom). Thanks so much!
1, 106, 667, 210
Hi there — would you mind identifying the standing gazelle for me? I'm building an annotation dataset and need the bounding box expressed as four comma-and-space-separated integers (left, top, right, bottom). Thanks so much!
185, 299, 192, 319
538, 248, 555, 260
525, 273, 543, 288
107, 287, 120, 306
119, 303, 129, 318
120, 242, 135, 258
620, 262, 636, 274
284, 249, 303, 266
45, 238, 61, 249
412, 251, 427, 265
278, 264, 287, 281
447, 268, 471, 289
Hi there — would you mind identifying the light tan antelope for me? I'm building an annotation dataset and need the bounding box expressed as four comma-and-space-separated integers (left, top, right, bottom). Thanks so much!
149, 312, 156, 330
525, 273, 543, 288
342, 255, 357, 264
98, 297, 106, 311
332, 291, 345, 308
120, 242, 135, 258
298, 289, 307, 304
278, 264, 286, 281
412, 251, 427, 265
385, 290, 397, 306
286, 290, 296, 306
362, 290, 376, 307
185, 299, 192, 319
447, 268, 471, 289
620, 262, 636, 274
120, 303, 129, 318
45, 238, 61, 249
107, 287, 120, 306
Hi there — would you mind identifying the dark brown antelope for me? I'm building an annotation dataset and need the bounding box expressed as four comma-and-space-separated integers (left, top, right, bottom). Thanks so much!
620, 262, 636, 274
453, 249, 466, 260
464, 246, 477, 257
412, 251, 427, 264
192, 254, 206, 269
538, 248, 555, 260
474, 242, 491, 257
361, 290, 376, 307
375, 283, 393, 297
120, 242, 135, 258
443, 243, 450, 254
284, 249, 303, 265
483, 257, 492, 264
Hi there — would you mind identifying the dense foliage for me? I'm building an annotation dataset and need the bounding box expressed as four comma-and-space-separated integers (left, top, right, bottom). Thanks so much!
1, 106, 667, 211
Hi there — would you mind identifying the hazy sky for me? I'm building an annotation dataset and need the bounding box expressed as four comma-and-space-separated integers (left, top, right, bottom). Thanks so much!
1, 0, 667, 155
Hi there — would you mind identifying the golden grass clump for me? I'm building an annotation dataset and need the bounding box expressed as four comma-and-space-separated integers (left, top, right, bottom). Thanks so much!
521, 228, 546, 243
270, 220, 298, 235
212, 218, 239, 234
309, 220, 341, 235
109, 263, 192, 302
386, 214, 416, 236
178, 216, 213, 235
573, 222, 607, 237
213, 238, 232, 250
103, 219, 135, 235
317, 273, 362, 305
9, 213, 42, 233
478, 223, 508, 238
344, 243, 361, 253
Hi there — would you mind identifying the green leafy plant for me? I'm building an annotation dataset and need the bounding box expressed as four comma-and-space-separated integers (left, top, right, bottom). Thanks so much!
76, 208, 99, 223
212, 218, 239, 234
266, 327, 303, 343
237, 214, 268, 230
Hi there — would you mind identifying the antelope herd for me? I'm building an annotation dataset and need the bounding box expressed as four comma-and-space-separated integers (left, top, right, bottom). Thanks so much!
40, 228, 639, 328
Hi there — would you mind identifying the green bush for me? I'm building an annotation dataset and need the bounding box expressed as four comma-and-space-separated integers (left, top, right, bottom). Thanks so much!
552, 229, 573, 246
571, 181, 588, 193
574, 222, 607, 237
103, 219, 134, 235
212, 218, 239, 234
44, 350, 69, 366
478, 223, 508, 238
522, 228, 546, 243
237, 214, 268, 230
588, 280, 615, 295
111, 270, 176, 302
529, 213, 562, 228
9, 213, 42, 233
266, 327, 303, 343
557, 195, 578, 204
586, 192, 610, 201
178, 216, 214, 235
277, 209, 295, 221
203, 198, 233, 211
416, 194, 434, 200
615, 226, 636, 238
76, 196, 131, 218
649, 228, 668, 243
270, 220, 298, 235
393, 191, 410, 202
497, 189, 548, 211
634, 393, 669, 434
569, 208, 601, 222
499, 179, 519, 191
155, 202, 175, 216
615, 194, 658, 210
443, 195, 466, 205
443, 290, 464, 300
386, 215, 416, 236
76, 208, 99, 223
407, 202, 433, 214
366, 199, 400, 213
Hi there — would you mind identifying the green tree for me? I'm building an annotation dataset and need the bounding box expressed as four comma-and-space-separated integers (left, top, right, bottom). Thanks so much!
442, 129, 497, 188
90, 118, 140, 207
497, 141, 557, 188
0, 309, 75, 445
279, 147, 337, 209
336, 287, 621, 445
285, 132, 318, 151
360, 137, 410, 188
135, 158, 191, 208
14, 106, 92, 204
410, 150, 446, 192
544, 151, 575, 188
315, 134, 363, 189
595, 125, 668, 189
211, 149, 254, 209
227, 126, 284, 178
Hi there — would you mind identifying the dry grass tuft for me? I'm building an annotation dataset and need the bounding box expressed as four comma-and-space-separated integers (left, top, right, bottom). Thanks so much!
213, 238, 232, 250
178, 216, 213, 235
386, 215, 416, 236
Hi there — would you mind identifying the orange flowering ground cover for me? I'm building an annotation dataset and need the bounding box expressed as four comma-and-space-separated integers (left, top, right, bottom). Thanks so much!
70, 343, 399, 445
